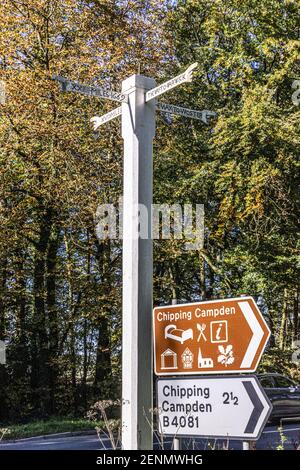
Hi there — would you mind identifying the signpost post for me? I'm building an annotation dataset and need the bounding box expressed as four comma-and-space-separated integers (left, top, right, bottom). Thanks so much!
120, 75, 156, 450
54, 64, 215, 450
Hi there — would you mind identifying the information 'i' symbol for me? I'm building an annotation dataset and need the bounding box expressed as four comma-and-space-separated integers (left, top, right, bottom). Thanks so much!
210, 320, 228, 343
216, 323, 223, 340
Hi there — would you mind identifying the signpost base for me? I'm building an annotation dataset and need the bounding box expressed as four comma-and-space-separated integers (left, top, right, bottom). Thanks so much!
173, 437, 181, 450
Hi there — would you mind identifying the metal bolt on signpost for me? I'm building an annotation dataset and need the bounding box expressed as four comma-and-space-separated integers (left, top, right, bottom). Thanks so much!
53, 65, 215, 450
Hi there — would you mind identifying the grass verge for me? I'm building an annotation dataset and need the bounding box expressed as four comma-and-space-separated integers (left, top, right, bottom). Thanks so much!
0, 417, 103, 440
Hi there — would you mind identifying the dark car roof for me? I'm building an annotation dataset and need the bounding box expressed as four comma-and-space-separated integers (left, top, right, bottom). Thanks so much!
257, 373, 298, 385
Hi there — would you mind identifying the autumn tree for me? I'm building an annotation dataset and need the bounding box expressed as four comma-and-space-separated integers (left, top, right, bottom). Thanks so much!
154, 0, 300, 363
0, 0, 171, 420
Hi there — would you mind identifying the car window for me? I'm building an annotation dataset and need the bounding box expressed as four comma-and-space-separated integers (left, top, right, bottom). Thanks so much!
259, 376, 274, 388
274, 376, 295, 388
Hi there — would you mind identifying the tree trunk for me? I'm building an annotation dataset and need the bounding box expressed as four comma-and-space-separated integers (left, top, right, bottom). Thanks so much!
94, 239, 112, 397
31, 209, 52, 417
94, 317, 111, 397
279, 288, 288, 350
14, 253, 29, 379
199, 254, 206, 300
293, 287, 299, 342
267, 309, 276, 348
47, 226, 60, 415
169, 266, 178, 303
0, 257, 7, 339
0, 256, 7, 420
64, 233, 78, 414
82, 230, 91, 410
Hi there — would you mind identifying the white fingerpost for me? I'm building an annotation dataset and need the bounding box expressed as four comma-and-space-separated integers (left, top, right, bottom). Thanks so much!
121, 74, 156, 450
55, 64, 214, 451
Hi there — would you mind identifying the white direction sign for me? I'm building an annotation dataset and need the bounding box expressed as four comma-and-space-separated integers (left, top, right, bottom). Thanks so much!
145, 63, 198, 102
157, 376, 272, 440
52, 75, 128, 103
91, 107, 122, 130
157, 102, 216, 124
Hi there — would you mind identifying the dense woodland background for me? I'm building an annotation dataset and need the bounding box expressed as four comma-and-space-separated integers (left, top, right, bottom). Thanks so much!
0, 0, 299, 423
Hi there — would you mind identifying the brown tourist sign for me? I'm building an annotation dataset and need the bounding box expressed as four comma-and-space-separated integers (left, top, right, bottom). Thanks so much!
153, 297, 271, 376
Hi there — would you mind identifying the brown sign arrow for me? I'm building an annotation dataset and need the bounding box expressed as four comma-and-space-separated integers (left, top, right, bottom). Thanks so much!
153, 297, 270, 376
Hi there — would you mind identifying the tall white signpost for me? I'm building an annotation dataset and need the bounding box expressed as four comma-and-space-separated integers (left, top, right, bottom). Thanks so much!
53, 65, 215, 450
120, 75, 156, 450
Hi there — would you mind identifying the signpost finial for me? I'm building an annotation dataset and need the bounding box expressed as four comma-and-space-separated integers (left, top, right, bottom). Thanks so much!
184, 62, 198, 82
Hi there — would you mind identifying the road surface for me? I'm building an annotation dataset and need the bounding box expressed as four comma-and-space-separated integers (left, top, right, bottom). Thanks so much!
0, 423, 299, 450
